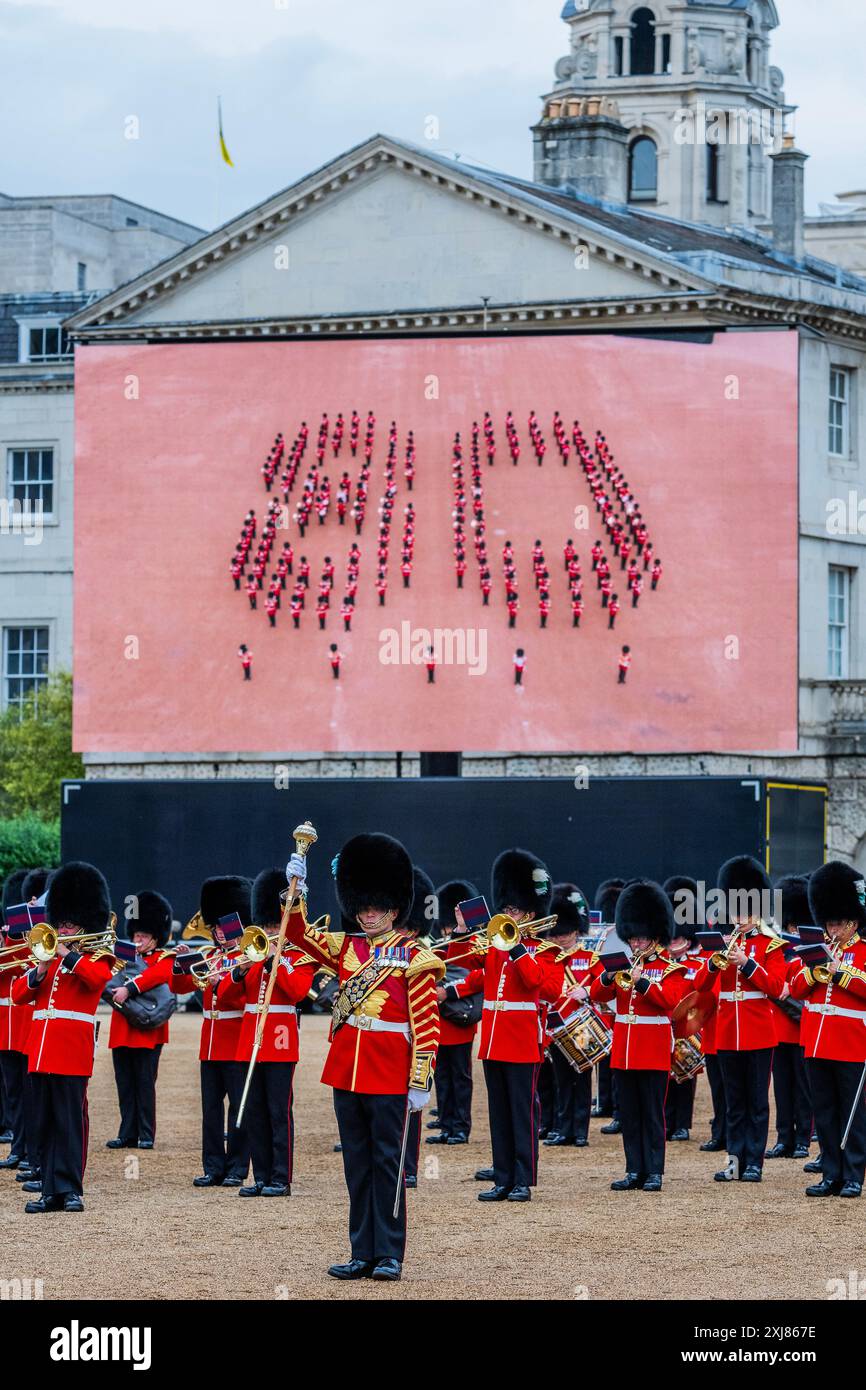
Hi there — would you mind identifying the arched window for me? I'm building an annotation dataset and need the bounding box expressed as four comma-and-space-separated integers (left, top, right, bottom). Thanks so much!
629, 137, 658, 200
630, 7, 656, 76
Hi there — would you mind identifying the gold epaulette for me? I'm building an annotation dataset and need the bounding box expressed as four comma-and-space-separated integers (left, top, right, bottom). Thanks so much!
406, 945, 447, 982
285, 950, 317, 970
533, 938, 561, 955
765, 935, 786, 954
662, 959, 688, 976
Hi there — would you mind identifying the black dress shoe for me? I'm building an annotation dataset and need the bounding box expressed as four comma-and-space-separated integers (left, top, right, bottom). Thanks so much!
105, 1139, 134, 1150
371, 1258, 402, 1281
15, 1167, 37, 1183
222, 1176, 244, 1188
700, 1139, 724, 1152
840, 1182, 862, 1199
333, 1143, 343, 1154
262, 1184, 290, 1197
0, 1153, 22, 1169
21, 1179, 42, 1192
611, 1173, 643, 1191
193, 1173, 222, 1187
740, 1165, 762, 1183
543, 1133, 569, 1146
404, 1175, 417, 1189
574, 1138, 589, 1148
806, 1179, 841, 1197
642, 1173, 663, 1192
793, 1145, 810, 1159
328, 1259, 374, 1280
538, 1128, 548, 1141
425, 1119, 442, 1130
62, 1194, 84, 1212
0, 1130, 13, 1143
474, 1167, 495, 1181
669, 1128, 689, 1142
425, 1133, 449, 1145
478, 1185, 511, 1201
714, 1163, 738, 1182
600, 1120, 622, 1135
138, 1141, 154, 1150
239, 1183, 263, 1197
25, 1196, 61, 1213
446, 1132, 469, 1145
765, 1143, 793, 1159
507, 1185, 531, 1202
804, 1158, 823, 1174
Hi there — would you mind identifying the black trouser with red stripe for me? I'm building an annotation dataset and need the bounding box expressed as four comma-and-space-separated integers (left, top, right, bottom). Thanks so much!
31, 1073, 89, 1200
111, 1045, 162, 1145
705, 1053, 727, 1146
806, 1057, 866, 1189
616, 1069, 668, 1175
483, 1059, 538, 1190
434, 1041, 473, 1137
200, 1060, 250, 1181
772, 1042, 812, 1150
241, 1061, 295, 1187
550, 1045, 592, 1141
0, 1049, 27, 1157
665, 1074, 697, 1134
718, 1047, 774, 1172
333, 1089, 407, 1262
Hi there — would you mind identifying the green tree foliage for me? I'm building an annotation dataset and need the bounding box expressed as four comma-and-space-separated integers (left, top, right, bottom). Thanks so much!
0, 816, 60, 883
0, 671, 83, 821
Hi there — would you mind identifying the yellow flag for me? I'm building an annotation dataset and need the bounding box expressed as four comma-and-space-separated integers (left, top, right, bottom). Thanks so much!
218, 98, 234, 167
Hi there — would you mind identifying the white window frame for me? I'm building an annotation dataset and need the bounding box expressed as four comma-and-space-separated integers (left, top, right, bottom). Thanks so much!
16, 316, 72, 365
5, 444, 56, 522
2, 624, 51, 713
828, 565, 851, 679
829, 366, 852, 459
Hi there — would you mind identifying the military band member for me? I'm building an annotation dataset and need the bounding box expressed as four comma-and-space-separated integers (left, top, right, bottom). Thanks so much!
789, 861, 866, 1198
0, 869, 40, 1176
590, 880, 689, 1192
543, 884, 596, 1148
766, 875, 813, 1161
662, 876, 702, 1142
218, 868, 316, 1197
105, 891, 174, 1150
171, 877, 253, 1189
593, 878, 624, 1128
692, 856, 786, 1183
427, 880, 480, 1146
12, 862, 114, 1212
441, 849, 564, 1203
401, 867, 437, 1187
285, 833, 444, 1281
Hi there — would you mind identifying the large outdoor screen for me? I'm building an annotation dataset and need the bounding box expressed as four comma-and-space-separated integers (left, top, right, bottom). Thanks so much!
73, 331, 799, 754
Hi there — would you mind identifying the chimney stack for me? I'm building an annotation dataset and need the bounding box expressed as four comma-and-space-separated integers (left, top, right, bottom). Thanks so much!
770, 134, 808, 261
532, 96, 629, 203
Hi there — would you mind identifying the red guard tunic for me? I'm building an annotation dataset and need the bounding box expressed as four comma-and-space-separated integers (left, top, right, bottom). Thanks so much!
691, 928, 786, 1051
436, 936, 481, 1047
216, 948, 316, 1063
789, 933, 866, 1062
110, 949, 174, 1050
169, 963, 245, 1063
590, 953, 689, 1070
12, 951, 113, 1076
0, 942, 35, 1052
286, 904, 443, 1094
551, 945, 602, 1026
452, 938, 564, 1063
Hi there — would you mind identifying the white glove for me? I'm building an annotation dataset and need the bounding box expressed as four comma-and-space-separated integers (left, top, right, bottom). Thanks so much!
407, 1088, 431, 1112
285, 853, 307, 894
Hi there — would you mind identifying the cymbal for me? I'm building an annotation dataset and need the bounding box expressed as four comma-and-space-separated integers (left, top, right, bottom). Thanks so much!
672, 989, 716, 1040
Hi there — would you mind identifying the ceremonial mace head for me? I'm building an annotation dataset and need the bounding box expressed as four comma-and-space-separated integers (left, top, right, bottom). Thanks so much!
293, 822, 318, 859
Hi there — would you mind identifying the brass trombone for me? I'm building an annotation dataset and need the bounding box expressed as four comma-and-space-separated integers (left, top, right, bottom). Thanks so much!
812, 933, 866, 987
445, 912, 560, 964
614, 947, 654, 990
188, 926, 272, 987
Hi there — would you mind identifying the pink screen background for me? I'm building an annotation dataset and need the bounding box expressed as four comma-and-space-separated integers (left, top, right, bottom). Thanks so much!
73, 332, 799, 754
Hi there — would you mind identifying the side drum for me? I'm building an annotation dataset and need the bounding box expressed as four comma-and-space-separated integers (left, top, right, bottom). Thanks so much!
550, 1004, 612, 1075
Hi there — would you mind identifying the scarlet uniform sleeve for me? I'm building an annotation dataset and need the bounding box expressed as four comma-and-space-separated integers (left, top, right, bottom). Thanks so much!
274, 955, 317, 1004
538, 950, 566, 1003
452, 966, 485, 997
62, 951, 114, 990
284, 899, 343, 970
635, 963, 690, 1013
216, 971, 247, 1009
829, 966, 866, 1001
127, 954, 173, 996
11, 969, 40, 1003
509, 944, 544, 989
590, 971, 616, 1005
407, 966, 441, 1091
691, 960, 714, 994
740, 939, 786, 999
788, 966, 815, 1000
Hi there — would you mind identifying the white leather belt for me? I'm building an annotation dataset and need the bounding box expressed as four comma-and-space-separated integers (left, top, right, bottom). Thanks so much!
347, 1015, 411, 1038
720, 990, 764, 1002
615, 1014, 671, 1026
483, 1001, 537, 1013
33, 1009, 95, 1026
203, 1009, 243, 1021
806, 1003, 866, 1021
244, 1003, 296, 1015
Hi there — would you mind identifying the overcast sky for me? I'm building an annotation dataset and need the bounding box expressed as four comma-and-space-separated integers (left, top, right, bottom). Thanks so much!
1, 0, 861, 230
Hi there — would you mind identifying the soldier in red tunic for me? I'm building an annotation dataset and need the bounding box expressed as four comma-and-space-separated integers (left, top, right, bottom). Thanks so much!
765, 875, 813, 1161
543, 884, 597, 1149
0, 868, 48, 1180
661, 876, 704, 1143
789, 861, 866, 1197
104, 891, 174, 1150
12, 862, 115, 1213
427, 881, 480, 1147
590, 880, 690, 1192
285, 833, 444, 1280
441, 849, 563, 1203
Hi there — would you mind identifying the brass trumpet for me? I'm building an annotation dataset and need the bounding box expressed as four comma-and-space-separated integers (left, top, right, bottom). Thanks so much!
711, 927, 747, 971
188, 926, 272, 987
614, 947, 654, 990
812, 933, 866, 987
27, 923, 117, 965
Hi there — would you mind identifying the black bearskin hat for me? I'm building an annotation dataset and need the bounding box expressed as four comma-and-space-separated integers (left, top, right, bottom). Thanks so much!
549, 883, 590, 936
615, 879, 673, 946
808, 861, 866, 930
434, 879, 478, 932
491, 848, 552, 918
251, 868, 287, 928
2, 868, 29, 924
128, 890, 173, 947
594, 878, 624, 923
200, 876, 252, 930
46, 861, 111, 935
403, 867, 436, 935
663, 875, 700, 944
717, 855, 771, 925
22, 867, 52, 903
335, 833, 414, 925
774, 874, 813, 931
